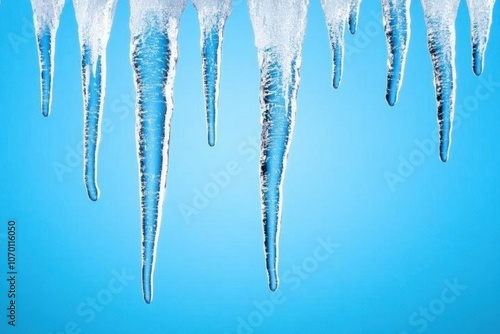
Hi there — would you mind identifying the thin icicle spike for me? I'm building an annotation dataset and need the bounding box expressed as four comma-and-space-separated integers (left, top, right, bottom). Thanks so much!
466, 0, 496, 76
193, 0, 232, 146
248, 0, 309, 292
73, 0, 117, 201
321, 0, 349, 89
421, 0, 460, 162
348, 0, 362, 34
130, 0, 187, 304
30, 0, 65, 117
382, 0, 411, 106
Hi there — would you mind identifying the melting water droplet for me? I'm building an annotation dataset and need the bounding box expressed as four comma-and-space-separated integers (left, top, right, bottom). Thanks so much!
421, 0, 460, 162
30, 0, 65, 117
248, 0, 309, 291
73, 0, 117, 201
321, 0, 349, 89
382, 0, 411, 106
348, 0, 362, 34
130, 0, 187, 304
466, 0, 496, 76
193, 0, 232, 147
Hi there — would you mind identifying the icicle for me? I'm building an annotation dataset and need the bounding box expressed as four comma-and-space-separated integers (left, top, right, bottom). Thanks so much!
248, 0, 309, 291
421, 0, 460, 162
466, 0, 496, 75
382, 0, 411, 106
130, 0, 187, 304
348, 0, 362, 34
193, 0, 232, 146
321, 0, 349, 89
73, 0, 117, 201
30, 0, 65, 117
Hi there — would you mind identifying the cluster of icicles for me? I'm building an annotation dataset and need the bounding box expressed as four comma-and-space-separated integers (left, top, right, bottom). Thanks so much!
23, 0, 496, 303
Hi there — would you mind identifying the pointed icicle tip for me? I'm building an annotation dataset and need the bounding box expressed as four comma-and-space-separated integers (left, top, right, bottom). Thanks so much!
348, 0, 362, 34
466, 0, 496, 76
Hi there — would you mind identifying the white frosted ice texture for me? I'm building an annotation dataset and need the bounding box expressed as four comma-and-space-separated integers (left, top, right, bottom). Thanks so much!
130, 0, 187, 36
466, 0, 496, 75
30, 0, 66, 117
321, 0, 349, 89
249, 0, 309, 291
30, 0, 65, 28
421, 0, 460, 162
73, 0, 117, 69
193, 0, 232, 26
248, 0, 309, 79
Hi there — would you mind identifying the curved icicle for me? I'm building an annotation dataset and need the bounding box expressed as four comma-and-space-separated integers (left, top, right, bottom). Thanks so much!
248, 0, 309, 291
321, 0, 349, 89
382, 0, 411, 106
421, 0, 460, 162
30, 0, 65, 117
465, 0, 496, 76
348, 0, 362, 34
130, 0, 187, 304
73, 0, 117, 201
193, 0, 232, 147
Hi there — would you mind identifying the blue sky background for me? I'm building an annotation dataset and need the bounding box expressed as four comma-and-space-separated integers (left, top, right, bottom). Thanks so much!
1, 1, 500, 333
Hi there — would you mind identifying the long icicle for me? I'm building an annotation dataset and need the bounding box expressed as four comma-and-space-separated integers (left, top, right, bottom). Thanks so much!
465, 0, 496, 76
321, 0, 349, 89
130, 0, 187, 304
30, 0, 65, 117
193, 0, 232, 146
73, 0, 117, 201
249, 0, 309, 291
421, 0, 460, 162
348, 0, 362, 34
382, 0, 411, 106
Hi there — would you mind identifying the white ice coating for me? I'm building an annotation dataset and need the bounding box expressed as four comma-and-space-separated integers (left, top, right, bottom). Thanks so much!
193, 0, 232, 27
248, 0, 309, 79
130, 0, 187, 35
73, 0, 117, 69
30, 0, 65, 29
466, 0, 496, 75
320, 0, 349, 88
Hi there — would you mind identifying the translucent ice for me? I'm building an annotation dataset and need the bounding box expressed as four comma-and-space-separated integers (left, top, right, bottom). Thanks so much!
130, 0, 187, 304
466, 0, 496, 75
348, 0, 362, 34
321, 0, 349, 89
248, 0, 309, 291
382, 0, 411, 106
30, 0, 65, 117
73, 0, 117, 201
193, 0, 232, 146
421, 0, 460, 162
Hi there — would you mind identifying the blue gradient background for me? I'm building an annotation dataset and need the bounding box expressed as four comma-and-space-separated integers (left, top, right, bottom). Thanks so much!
1, 1, 500, 333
